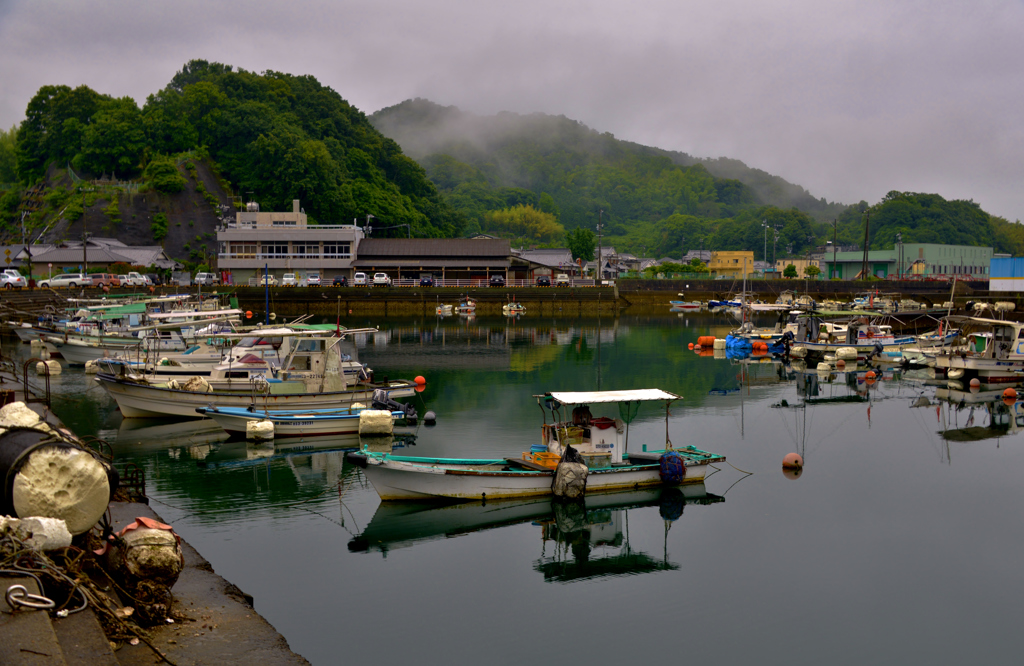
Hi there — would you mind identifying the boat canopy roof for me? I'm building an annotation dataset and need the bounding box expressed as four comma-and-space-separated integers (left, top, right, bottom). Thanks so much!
148, 308, 242, 320
544, 389, 681, 404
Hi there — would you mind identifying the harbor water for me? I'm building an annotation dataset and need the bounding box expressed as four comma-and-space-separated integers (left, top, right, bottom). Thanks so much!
6, 313, 1024, 665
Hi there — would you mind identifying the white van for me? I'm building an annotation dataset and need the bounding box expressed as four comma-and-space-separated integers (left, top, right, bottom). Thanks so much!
353, 272, 368, 286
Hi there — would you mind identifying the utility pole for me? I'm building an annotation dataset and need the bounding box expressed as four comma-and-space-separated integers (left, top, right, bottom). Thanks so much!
597, 209, 604, 281
896, 232, 903, 280
861, 212, 871, 280
762, 220, 768, 264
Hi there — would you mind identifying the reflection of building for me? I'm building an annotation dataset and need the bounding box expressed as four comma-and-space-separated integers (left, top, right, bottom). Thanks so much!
709, 251, 754, 278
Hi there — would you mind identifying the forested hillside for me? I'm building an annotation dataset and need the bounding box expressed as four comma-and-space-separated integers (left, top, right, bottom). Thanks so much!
1, 60, 463, 262
370, 98, 1024, 259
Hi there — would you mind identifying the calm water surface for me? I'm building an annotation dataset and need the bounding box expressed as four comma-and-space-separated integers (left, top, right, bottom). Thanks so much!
7, 314, 1024, 665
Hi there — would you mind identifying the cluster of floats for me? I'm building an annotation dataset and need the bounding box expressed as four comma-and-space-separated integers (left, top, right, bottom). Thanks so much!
3, 291, 728, 505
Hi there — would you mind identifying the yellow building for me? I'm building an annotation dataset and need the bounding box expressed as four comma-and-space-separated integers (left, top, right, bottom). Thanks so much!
774, 258, 819, 277
709, 251, 755, 278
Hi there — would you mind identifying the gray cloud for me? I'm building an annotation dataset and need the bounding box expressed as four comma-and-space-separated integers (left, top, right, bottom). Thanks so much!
2, 0, 1022, 220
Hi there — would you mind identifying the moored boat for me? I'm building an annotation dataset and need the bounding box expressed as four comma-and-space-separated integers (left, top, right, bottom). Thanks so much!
348, 388, 726, 501
197, 405, 408, 438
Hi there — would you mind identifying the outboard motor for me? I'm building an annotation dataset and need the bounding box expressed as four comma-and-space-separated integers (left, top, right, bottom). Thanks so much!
371, 388, 418, 422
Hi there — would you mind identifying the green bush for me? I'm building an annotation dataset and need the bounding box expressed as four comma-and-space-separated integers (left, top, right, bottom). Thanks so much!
151, 212, 168, 242
144, 157, 186, 193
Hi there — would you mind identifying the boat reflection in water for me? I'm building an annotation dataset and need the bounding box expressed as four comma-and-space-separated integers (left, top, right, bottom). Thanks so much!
349, 485, 723, 582
934, 387, 1024, 442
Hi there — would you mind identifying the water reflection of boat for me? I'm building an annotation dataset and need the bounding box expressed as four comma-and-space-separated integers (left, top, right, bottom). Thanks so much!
114, 417, 229, 453
934, 388, 1024, 441
348, 486, 723, 575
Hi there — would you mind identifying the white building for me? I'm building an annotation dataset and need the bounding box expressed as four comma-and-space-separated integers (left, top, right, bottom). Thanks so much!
217, 200, 364, 282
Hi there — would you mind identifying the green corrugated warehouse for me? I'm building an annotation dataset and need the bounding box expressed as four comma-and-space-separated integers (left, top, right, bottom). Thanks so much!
821, 243, 993, 279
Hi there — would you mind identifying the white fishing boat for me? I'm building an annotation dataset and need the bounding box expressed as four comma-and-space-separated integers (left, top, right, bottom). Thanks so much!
932, 317, 1024, 383
669, 294, 702, 311
502, 302, 526, 316
436, 304, 453, 316
348, 389, 726, 501
458, 297, 477, 314
96, 331, 417, 417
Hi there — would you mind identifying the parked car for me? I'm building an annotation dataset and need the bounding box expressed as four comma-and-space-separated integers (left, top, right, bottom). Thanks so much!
39, 273, 93, 289
258, 274, 277, 286
419, 276, 435, 287
2, 269, 28, 289
554, 273, 571, 287
282, 273, 298, 286
90, 273, 121, 288
372, 272, 392, 286
535, 275, 551, 286
488, 275, 505, 287
332, 275, 347, 287
121, 272, 148, 287
306, 273, 321, 286
353, 272, 368, 286
194, 272, 220, 286
145, 273, 164, 286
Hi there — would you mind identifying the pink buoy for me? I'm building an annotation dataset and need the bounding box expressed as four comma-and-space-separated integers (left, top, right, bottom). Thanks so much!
782, 452, 804, 469
836, 359, 846, 369
969, 378, 981, 390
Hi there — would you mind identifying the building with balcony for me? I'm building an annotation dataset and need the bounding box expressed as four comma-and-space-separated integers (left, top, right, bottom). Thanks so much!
216, 200, 364, 282
709, 251, 755, 278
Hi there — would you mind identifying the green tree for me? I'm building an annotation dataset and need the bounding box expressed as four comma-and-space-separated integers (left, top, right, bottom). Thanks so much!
783, 264, 798, 278
77, 97, 146, 177
0, 124, 18, 182
566, 227, 595, 262
484, 204, 563, 243
803, 264, 821, 278
688, 257, 709, 273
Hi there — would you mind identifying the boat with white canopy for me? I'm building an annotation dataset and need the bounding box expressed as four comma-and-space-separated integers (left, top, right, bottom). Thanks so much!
348, 388, 725, 501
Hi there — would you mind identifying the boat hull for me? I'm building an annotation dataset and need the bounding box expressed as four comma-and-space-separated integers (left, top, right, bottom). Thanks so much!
358, 455, 711, 501
201, 407, 401, 438
97, 373, 414, 418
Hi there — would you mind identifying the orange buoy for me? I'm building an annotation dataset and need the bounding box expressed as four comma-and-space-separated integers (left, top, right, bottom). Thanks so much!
782, 452, 804, 469
245, 310, 253, 319
688, 343, 694, 350
782, 466, 804, 480
415, 383, 426, 393
866, 371, 876, 380
415, 375, 426, 385
1003, 387, 1017, 399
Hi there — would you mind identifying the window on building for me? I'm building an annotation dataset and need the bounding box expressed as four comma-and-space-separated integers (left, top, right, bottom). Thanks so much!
293, 243, 318, 258
262, 242, 288, 257
323, 242, 352, 258
271, 219, 296, 227
229, 242, 257, 258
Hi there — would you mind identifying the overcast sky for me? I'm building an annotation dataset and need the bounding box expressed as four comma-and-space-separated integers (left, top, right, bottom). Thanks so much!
2, 0, 1022, 221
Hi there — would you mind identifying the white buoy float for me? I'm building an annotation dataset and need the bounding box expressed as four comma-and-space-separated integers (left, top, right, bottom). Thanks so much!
246, 419, 275, 441
359, 409, 394, 435
35, 360, 61, 375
